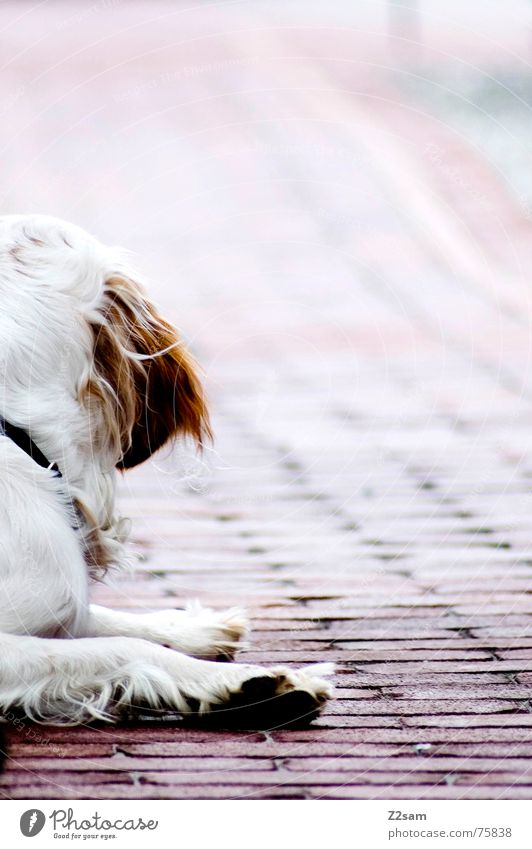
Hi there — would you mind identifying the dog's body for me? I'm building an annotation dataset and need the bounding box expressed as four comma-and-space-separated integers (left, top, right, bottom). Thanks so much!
0, 215, 332, 726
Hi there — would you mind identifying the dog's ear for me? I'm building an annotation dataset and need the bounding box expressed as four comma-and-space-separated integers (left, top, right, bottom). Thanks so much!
84, 274, 211, 469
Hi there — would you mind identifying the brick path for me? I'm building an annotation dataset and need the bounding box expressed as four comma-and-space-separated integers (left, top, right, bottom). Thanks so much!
1, 1, 532, 798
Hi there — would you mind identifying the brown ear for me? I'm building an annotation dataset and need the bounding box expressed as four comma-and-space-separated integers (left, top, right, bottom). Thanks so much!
87, 275, 211, 469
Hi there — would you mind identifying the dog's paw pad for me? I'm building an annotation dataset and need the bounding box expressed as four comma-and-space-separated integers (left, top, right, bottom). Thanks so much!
184, 664, 334, 730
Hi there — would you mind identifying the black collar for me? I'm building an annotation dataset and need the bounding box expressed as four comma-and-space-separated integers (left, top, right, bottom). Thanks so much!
0, 416, 61, 477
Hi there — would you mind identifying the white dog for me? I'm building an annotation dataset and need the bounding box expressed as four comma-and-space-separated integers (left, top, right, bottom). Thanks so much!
0, 215, 333, 728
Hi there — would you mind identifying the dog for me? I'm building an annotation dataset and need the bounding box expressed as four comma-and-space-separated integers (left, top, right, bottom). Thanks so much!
0, 215, 333, 728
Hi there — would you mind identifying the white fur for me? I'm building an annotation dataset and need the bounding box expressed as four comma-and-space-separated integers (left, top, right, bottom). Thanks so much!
0, 215, 333, 725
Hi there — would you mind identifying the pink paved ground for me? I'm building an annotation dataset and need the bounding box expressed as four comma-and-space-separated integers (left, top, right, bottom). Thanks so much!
1, 1, 532, 799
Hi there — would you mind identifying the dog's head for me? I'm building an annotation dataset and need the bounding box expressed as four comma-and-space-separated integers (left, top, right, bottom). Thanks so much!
83, 273, 211, 469
0, 215, 210, 470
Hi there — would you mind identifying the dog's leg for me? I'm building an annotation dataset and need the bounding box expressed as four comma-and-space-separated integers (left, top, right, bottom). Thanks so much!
0, 632, 333, 727
0, 471, 89, 639
86, 604, 248, 659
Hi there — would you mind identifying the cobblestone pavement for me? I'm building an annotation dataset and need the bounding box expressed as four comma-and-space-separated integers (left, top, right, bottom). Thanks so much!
2, 1, 532, 798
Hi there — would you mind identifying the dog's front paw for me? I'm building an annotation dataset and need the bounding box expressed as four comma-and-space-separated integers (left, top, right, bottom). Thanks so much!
146, 604, 249, 660
186, 662, 335, 729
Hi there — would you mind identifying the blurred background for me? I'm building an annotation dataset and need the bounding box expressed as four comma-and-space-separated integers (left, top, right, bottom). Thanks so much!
2, 0, 532, 595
